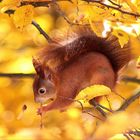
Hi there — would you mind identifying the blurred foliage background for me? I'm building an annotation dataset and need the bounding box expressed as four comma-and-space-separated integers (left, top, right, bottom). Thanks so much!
0, 0, 140, 140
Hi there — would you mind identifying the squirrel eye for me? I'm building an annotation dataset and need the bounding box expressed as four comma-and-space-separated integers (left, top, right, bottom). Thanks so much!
38, 87, 46, 95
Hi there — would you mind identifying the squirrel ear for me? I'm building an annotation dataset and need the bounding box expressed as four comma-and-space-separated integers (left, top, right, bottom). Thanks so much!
32, 57, 45, 78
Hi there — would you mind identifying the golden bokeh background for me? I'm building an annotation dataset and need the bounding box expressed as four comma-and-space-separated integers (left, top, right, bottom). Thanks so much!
0, 0, 140, 140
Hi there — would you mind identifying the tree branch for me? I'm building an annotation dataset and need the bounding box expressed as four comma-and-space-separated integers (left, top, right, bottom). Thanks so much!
4, 10, 53, 43
128, 129, 140, 137
52, 1, 84, 26
108, 0, 121, 8
117, 91, 140, 111
20, 0, 72, 7
123, 129, 140, 140
123, 134, 131, 140
20, 1, 50, 7
32, 20, 54, 43
0, 73, 35, 78
83, 0, 140, 17
121, 76, 140, 84
89, 99, 107, 117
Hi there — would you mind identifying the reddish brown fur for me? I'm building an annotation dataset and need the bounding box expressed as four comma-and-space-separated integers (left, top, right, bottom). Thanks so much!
33, 26, 131, 113
39, 52, 115, 111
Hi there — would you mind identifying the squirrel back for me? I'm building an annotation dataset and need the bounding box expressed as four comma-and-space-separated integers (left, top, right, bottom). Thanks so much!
39, 26, 131, 73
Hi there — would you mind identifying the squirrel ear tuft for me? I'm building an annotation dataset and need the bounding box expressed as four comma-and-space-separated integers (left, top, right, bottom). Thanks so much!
32, 57, 45, 78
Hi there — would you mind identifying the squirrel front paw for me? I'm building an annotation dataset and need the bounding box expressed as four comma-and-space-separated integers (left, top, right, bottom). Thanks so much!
37, 105, 51, 115
37, 106, 47, 115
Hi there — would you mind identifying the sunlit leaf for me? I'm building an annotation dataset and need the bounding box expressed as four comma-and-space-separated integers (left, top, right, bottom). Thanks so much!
75, 85, 112, 108
123, 0, 137, 12
13, 5, 34, 31
112, 29, 129, 48
89, 20, 104, 37
0, 0, 20, 8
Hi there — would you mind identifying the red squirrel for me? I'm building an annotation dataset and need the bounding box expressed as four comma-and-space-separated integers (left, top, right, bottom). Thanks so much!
32, 26, 131, 114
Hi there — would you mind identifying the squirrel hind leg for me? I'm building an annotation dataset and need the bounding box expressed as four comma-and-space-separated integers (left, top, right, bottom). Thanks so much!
90, 71, 116, 90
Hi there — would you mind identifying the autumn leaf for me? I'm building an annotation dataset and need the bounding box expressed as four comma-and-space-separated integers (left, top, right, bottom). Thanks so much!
75, 85, 112, 107
0, 0, 20, 13
89, 20, 104, 37
13, 5, 34, 31
123, 0, 137, 13
0, 0, 20, 7
112, 29, 129, 48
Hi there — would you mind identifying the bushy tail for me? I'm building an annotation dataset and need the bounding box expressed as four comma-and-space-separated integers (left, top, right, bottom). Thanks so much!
39, 26, 131, 72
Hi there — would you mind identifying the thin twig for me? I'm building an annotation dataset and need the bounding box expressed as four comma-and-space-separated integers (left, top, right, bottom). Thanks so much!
20, 0, 72, 7
95, 101, 113, 113
21, 1, 50, 7
123, 134, 131, 140
52, 1, 89, 26
128, 129, 140, 137
52, 1, 75, 25
128, 134, 135, 140
4, 14, 54, 43
0, 73, 35, 78
4, 13, 54, 42
83, 0, 140, 17
123, 129, 140, 140
121, 76, 140, 84
114, 92, 126, 100
89, 99, 107, 117
32, 20, 53, 43
82, 111, 104, 121
108, 0, 121, 8
117, 91, 140, 111
40, 103, 44, 129
105, 95, 112, 111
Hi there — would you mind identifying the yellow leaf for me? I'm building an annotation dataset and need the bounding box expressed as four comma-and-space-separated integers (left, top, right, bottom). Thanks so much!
89, 20, 104, 37
76, 85, 111, 103
112, 29, 129, 48
123, 0, 137, 13
0, 0, 20, 7
13, 5, 34, 31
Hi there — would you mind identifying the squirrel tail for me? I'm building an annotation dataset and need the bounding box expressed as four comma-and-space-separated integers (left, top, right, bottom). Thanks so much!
39, 26, 131, 72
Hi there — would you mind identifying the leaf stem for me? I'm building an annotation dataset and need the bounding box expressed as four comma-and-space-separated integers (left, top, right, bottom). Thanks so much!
117, 91, 140, 111
32, 20, 53, 43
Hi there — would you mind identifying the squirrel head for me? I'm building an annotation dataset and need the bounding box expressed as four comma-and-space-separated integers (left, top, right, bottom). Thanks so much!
32, 57, 56, 103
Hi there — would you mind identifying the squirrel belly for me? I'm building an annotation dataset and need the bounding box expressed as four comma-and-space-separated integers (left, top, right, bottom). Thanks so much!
40, 52, 115, 112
